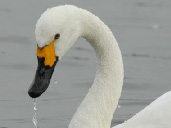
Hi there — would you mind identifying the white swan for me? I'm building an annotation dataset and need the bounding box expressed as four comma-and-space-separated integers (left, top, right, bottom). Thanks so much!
28, 5, 171, 128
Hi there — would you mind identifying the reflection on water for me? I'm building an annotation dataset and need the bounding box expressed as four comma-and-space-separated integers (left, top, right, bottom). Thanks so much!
0, 0, 171, 128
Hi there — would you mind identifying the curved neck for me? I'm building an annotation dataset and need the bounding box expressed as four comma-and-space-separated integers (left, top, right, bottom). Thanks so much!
69, 10, 124, 128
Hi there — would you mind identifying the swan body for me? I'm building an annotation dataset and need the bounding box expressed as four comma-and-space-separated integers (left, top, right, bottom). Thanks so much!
29, 5, 171, 128
114, 91, 171, 128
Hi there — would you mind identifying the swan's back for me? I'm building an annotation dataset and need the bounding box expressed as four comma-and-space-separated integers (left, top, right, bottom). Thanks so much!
113, 91, 171, 128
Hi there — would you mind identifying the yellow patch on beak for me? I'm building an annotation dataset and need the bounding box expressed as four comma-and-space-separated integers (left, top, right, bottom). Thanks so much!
37, 39, 56, 67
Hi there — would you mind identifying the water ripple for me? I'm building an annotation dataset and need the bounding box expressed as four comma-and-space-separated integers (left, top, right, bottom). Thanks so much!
123, 53, 171, 60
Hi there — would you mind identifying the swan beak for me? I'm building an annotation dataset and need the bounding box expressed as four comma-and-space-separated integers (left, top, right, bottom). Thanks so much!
28, 40, 58, 98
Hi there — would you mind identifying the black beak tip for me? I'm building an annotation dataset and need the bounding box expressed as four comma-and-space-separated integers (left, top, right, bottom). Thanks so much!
28, 90, 42, 98
28, 56, 59, 99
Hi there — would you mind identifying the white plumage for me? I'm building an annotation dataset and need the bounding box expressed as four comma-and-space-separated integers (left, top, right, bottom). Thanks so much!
114, 91, 171, 128
35, 5, 171, 128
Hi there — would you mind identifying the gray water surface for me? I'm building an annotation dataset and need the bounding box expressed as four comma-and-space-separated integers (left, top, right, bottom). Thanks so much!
0, 0, 171, 128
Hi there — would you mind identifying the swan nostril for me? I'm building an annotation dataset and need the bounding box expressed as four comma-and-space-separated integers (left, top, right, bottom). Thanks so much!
39, 67, 45, 75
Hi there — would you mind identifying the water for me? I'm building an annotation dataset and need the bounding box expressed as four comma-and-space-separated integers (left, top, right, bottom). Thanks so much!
0, 0, 171, 128
32, 98, 38, 128
54, 80, 58, 84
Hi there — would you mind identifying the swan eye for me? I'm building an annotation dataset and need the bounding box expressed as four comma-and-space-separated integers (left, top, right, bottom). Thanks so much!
54, 33, 60, 40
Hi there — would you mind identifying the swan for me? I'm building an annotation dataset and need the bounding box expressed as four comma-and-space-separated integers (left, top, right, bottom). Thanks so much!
28, 5, 171, 128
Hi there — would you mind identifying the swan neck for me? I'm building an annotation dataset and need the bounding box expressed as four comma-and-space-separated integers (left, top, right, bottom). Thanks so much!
69, 10, 124, 128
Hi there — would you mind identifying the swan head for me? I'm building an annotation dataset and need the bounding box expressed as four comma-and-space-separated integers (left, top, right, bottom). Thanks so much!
28, 5, 82, 98
36, 5, 82, 59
